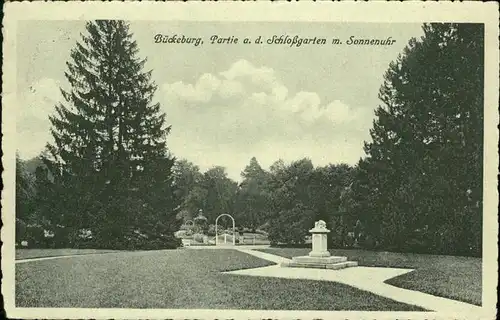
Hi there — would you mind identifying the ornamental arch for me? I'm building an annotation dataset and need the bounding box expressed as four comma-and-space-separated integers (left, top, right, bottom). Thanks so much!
215, 214, 235, 246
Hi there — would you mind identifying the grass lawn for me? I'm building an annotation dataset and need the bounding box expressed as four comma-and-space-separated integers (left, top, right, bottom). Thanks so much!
16, 249, 424, 310
257, 248, 481, 306
16, 248, 120, 260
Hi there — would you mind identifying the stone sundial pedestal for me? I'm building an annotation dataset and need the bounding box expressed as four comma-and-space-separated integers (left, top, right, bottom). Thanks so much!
281, 220, 358, 270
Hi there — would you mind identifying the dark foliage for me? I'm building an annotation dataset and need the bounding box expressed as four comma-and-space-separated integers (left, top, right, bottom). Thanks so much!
17, 20, 181, 250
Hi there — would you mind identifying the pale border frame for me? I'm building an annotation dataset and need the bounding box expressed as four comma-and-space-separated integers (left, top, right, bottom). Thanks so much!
2, 2, 499, 319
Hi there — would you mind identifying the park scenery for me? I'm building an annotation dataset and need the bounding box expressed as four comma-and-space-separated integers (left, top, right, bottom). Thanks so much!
14, 20, 484, 312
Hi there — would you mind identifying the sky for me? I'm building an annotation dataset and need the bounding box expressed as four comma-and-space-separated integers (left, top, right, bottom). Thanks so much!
16, 20, 423, 181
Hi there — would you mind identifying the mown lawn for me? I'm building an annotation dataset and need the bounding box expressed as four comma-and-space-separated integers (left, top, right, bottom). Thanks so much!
16, 248, 120, 260
16, 249, 424, 310
257, 248, 482, 306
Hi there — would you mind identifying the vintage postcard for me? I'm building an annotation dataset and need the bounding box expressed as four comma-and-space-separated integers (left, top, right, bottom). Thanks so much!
2, 1, 499, 319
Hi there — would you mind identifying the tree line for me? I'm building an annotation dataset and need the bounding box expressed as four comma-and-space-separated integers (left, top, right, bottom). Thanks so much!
16, 21, 483, 256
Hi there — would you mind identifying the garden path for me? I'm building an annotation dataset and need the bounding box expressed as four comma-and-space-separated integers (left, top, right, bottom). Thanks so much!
228, 248, 483, 316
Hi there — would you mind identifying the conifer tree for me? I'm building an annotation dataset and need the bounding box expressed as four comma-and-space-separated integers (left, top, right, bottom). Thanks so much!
356, 23, 483, 255
44, 20, 180, 249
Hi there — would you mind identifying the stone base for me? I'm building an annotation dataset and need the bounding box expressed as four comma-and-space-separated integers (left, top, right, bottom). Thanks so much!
293, 255, 346, 264
281, 255, 358, 270
308, 251, 331, 258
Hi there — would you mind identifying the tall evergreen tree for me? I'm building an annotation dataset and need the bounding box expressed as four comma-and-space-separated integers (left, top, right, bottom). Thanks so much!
356, 23, 483, 256
43, 20, 180, 249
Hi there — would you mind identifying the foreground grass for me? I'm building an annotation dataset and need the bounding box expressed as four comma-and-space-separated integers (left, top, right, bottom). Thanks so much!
258, 248, 481, 306
16, 249, 424, 310
16, 248, 120, 260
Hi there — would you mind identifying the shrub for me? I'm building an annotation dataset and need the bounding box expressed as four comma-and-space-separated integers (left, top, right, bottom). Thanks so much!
23, 224, 46, 248
86, 227, 182, 250
267, 206, 313, 246
329, 216, 349, 249
255, 229, 268, 236
258, 222, 270, 233
207, 224, 216, 236
344, 233, 355, 247
179, 224, 192, 231
193, 233, 205, 243
359, 234, 377, 250
15, 218, 27, 243
268, 223, 307, 245
174, 230, 188, 238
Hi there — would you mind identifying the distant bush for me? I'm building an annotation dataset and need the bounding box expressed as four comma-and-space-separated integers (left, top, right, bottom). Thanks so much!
175, 230, 190, 239
344, 233, 355, 247
193, 233, 205, 243
91, 233, 181, 251
254, 229, 268, 236
267, 206, 312, 246
359, 234, 377, 250
207, 225, 216, 236
268, 225, 306, 246
20, 224, 45, 248
271, 242, 310, 249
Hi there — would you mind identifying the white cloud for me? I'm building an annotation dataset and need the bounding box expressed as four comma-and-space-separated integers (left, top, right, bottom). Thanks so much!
163, 73, 221, 103
324, 100, 351, 122
300, 99, 352, 123
197, 73, 221, 93
220, 59, 275, 84
161, 59, 369, 180
162, 59, 358, 126
285, 91, 321, 114
15, 61, 370, 180
272, 85, 288, 102
218, 79, 245, 99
